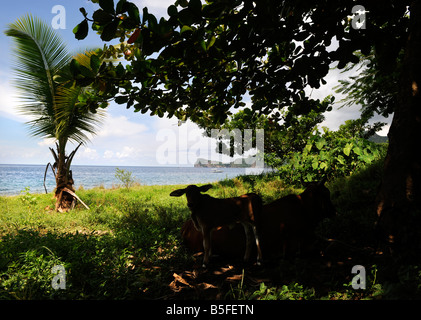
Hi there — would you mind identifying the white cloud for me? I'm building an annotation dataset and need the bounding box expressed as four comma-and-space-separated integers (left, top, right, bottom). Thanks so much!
98, 114, 148, 138
0, 80, 30, 123
76, 147, 100, 160
116, 146, 142, 159
132, 0, 175, 12
0, 144, 50, 164
104, 150, 114, 159
37, 138, 56, 147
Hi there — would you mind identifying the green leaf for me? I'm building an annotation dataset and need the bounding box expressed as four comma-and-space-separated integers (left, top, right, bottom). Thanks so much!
353, 146, 363, 156
115, 62, 125, 77
199, 39, 206, 51
177, 0, 189, 8
180, 25, 193, 34
303, 143, 312, 154
168, 5, 178, 17
148, 14, 158, 32
312, 160, 319, 170
115, 95, 128, 104
101, 19, 120, 41
315, 138, 326, 150
79, 65, 95, 78
90, 54, 101, 73
142, 7, 149, 24
343, 142, 353, 156
337, 154, 345, 165
188, 0, 202, 14
79, 7, 88, 17
73, 20, 89, 40
359, 154, 374, 164
99, 0, 115, 14
116, 0, 127, 14
207, 35, 216, 50
178, 8, 194, 26
93, 9, 114, 25
127, 2, 140, 24
158, 18, 172, 36
70, 59, 81, 77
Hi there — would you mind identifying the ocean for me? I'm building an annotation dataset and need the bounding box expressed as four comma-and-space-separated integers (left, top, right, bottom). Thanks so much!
0, 164, 262, 196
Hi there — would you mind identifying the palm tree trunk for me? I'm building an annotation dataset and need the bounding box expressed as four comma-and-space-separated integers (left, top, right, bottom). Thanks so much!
50, 142, 81, 212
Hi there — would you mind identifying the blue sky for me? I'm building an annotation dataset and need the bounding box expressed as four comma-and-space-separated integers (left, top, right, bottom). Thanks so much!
0, 0, 391, 167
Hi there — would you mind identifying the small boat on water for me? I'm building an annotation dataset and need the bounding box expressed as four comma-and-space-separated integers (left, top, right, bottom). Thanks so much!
211, 168, 223, 173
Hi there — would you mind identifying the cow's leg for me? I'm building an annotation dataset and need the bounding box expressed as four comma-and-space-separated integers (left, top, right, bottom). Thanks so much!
202, 227, 212, 268
252, 224, 263, 265
241, 222, 253, 262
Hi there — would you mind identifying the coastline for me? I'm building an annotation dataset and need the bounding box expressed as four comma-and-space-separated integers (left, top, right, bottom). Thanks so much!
0, 165, 257, 196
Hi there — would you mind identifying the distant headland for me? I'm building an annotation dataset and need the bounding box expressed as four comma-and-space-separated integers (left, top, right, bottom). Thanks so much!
194, 157, 259, 168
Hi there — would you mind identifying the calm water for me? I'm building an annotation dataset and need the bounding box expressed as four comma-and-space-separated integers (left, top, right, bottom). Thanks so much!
0, 164, 262, 196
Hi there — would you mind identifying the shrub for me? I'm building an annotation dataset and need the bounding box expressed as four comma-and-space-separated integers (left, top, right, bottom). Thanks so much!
115, 168, 137, 190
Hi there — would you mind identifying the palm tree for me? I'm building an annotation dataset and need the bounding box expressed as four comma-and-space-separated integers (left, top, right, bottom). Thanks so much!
5, 14, 106, 212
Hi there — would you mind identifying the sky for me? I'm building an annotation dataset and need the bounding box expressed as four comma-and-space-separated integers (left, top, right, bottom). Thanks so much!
0, 0, 392, 167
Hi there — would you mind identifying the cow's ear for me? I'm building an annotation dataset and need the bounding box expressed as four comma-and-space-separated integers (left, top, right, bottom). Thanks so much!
170, 188, 187, 197
199, 184, 213, 193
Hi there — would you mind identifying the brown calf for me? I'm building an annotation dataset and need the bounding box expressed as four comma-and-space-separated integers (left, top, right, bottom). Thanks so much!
171, 184, 263, 267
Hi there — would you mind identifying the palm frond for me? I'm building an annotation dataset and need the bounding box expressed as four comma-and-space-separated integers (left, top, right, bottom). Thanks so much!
5, 14, 71, 139
55, 84, 107, 145
5, 15, 106, 146
55, 51, 107, 145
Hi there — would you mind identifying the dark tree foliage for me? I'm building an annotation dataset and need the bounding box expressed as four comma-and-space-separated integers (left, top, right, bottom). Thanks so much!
72, 0, 408, 125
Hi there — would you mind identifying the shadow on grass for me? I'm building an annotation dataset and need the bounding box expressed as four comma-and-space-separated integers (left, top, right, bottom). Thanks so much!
0, 219, 193, 299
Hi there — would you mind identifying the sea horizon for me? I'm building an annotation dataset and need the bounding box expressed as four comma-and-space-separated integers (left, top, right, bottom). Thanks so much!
0, 163, 196, 168
0, 163, 268, 196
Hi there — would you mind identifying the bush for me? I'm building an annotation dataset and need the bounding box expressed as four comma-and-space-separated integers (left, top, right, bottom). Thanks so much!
277, 130, 387, 186
115, 168, 136, 189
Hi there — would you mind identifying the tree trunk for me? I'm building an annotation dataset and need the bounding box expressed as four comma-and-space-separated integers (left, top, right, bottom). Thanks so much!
50, 142, 81, 213
376, 0, 421, 255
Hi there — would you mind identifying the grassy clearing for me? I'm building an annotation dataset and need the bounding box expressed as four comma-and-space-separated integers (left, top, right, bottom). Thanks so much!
1, 163, 421, 300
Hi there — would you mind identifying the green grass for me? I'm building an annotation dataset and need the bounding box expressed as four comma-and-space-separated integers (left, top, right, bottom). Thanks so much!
0, 184, 196, 299
1, 163, 421, 300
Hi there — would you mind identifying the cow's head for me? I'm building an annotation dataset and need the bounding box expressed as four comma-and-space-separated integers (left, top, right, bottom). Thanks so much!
170, 184, 213, 210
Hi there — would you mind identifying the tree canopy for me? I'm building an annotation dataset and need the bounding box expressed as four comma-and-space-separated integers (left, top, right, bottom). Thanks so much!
72, 0, 409, 129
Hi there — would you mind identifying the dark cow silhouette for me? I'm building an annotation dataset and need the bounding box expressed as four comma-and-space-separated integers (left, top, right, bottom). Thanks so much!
179, 181, 335, 262
260, 180, 336, 258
